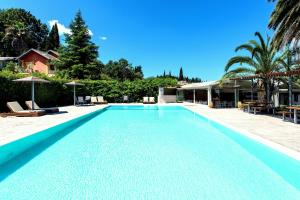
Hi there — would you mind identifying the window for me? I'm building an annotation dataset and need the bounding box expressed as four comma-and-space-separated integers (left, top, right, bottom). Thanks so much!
49, 64, 55, 71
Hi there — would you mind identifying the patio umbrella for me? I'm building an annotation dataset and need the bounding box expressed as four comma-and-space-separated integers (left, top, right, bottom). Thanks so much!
65, 81, 85, 106
13, 76, 50, 110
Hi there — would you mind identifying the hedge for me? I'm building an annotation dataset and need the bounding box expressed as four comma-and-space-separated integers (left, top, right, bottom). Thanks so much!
0, 71, 178, 112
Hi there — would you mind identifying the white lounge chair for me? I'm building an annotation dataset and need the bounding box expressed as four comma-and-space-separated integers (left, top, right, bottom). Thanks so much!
91, 96, 98, 104
123, 96, 129, 103
97, 96, 108, 104
149, 97, 156, 104
2, 101, 45, 117
25, 101, 59, 113
143, 97, 149, 104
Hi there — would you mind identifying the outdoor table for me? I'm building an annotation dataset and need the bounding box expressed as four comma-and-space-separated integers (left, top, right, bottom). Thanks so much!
244, 102, 257, 113
251, 105, 266, 115
287, 106, 300, 124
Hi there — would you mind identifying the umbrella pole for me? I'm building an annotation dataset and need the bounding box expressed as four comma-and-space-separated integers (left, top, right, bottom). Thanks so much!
32, 82, 35, 110
74, 85, 76, 106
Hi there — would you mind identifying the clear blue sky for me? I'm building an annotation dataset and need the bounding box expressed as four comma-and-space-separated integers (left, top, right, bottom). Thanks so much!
0, 0, 275, 80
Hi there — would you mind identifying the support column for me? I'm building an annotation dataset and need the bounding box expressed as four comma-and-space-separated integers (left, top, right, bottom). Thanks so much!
31, 82, 35, 110
234, 80, 239, 108
158, 87, 164, 104
251, 78, 254, 101
288, 76, 293, 106
207, 86, 212, 107
193, 89, 196, 103
73, 85, 76, 106
266, 81, 270, 104
273, 89, 279, 107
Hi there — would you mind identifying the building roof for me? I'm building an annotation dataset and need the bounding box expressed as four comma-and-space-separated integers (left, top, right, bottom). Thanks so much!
180, 81, 220, 90
18, 49, 59, 60
47, 50, 59, 57
0, 57, 17, 61
230, 69, 300, 80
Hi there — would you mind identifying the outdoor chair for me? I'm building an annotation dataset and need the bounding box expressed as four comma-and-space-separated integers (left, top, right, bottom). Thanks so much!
1, 101, 45, 117
97, 96, 108, 104
143, 97, 149, 104
25, 101, 59, 113
123, 96, 129, 103
149, 97, 156, 104
77, 96, 85, 105
91, 96, 98, 104
85, 96, 91, 104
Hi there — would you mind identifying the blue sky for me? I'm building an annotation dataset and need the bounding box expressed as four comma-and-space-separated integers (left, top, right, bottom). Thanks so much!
0, 0, 275, 80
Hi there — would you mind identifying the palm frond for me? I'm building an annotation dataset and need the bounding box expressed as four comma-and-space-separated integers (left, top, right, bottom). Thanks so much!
225, 56, 257, 72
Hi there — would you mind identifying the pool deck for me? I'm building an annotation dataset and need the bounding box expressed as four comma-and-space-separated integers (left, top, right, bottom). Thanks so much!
184, 104, 300, 160
0, 105, 108, 146
1, 103, 300, 160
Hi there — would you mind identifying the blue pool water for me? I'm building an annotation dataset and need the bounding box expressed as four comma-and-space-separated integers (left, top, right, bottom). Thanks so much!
1, 105, 300, 199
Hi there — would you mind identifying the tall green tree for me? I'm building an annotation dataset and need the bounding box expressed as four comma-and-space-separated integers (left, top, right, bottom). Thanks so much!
46, 23, 60, 50
134, 65, 144, 79
2, 22, 28, 55
223, 32, 286, 103
54, 10, 100, 79
0, 8, 49, 56
103, 59, 143, 81
268, 0, 300, 49
179, 67, 184, 80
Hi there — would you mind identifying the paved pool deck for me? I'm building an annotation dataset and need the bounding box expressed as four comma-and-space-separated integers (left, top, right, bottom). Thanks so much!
1, 103, 300, 160
0, 105, 108, 146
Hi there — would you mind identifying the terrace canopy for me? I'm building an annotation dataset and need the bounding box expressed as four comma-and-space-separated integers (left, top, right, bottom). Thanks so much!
178, 80, 245, 107
13, 76, 50, 110
230, 69, 300, 106
65, 81, 85, 106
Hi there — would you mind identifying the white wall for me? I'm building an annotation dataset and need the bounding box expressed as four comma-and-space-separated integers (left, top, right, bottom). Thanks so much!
158, 95, 177, 103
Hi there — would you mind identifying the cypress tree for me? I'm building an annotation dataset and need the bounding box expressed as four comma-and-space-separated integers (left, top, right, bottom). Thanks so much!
46, 23, 60, 50
163, 70, 166, 77
179, 67, 184, 80
54, 10, 101, 79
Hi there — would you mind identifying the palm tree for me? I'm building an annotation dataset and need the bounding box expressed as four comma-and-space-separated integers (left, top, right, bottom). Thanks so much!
223, 32, 286, 103
2, 22, 28, 55
268, 0, 300, 49
278, 48, 300, 106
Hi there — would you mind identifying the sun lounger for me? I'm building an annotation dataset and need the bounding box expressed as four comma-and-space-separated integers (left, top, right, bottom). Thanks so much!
91, 96, 99, 104
149, 97, 156, 104
1, 101, 45, 117
77, 96, 85, 105
25, 101, 59, 113
123, 96, 129, 103
85, 96, 91, 104
143, 97, 149, 104
97, 96, 108, 104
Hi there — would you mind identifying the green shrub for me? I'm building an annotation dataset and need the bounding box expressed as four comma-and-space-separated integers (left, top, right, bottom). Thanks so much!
0, 71, 178, 112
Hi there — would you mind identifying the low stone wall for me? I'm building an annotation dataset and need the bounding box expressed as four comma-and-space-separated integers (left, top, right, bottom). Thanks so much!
158, 95, 177, 103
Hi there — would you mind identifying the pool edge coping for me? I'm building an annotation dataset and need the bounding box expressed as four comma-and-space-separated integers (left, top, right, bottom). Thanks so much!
0, 105, 110, 147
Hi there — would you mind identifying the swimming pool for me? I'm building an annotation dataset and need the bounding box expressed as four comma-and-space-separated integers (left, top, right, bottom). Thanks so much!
1, 105, 300, 199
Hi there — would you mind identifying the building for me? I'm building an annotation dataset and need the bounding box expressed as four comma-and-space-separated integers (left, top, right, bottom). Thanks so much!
18, 49, 59, 76
177, 80, 255, 108
0, 57, 17, 69
175, 79, 300, 108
